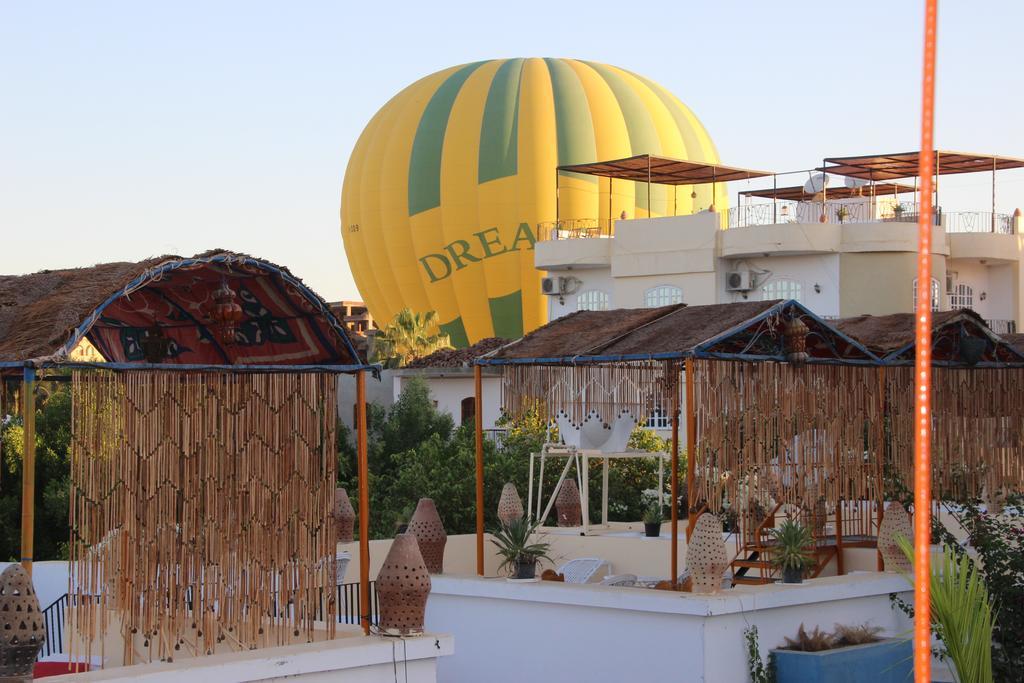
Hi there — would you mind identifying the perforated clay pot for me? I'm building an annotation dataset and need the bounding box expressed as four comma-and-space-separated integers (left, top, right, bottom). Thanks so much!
407, 498, 447, 574
555, 479, 582, 527
497, 483, 524, 526
376, 533, 431, 636
334, 487, 356, 544
0, 564, 45, 682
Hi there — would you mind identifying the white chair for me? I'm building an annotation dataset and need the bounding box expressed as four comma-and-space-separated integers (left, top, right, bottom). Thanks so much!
557, 558, 610, 584
335, 551, 351, 585
600, 573, 637, 587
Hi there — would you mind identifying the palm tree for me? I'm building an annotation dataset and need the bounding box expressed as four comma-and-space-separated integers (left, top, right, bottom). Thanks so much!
371, 308, 452, 368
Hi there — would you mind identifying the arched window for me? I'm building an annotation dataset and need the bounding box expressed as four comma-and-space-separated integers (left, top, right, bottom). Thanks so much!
644, 285, 683, 308
460, 396, 475, 426
577, 290, 609, 311
761, 278, 803, 302
913, 278, 941, 312
950, 283, 973, 310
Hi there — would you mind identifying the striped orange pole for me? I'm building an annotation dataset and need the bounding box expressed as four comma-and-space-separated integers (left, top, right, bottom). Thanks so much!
914, 1, 938, 680
356, 370, 371, 635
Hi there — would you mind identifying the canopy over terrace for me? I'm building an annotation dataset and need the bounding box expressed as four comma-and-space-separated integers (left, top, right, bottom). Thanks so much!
553, 154, 773, 232
0, 251, 378, 663
471, 299, 880, 584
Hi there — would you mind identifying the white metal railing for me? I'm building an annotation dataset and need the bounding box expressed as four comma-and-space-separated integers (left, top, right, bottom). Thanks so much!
728, 201, 1015, 234
985, 319, 1017, 334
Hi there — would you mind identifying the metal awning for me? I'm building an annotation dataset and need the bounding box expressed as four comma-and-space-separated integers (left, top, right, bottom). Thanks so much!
739, 181, 917, 202
819, 150, 1024, 180
558, 154, 773, 185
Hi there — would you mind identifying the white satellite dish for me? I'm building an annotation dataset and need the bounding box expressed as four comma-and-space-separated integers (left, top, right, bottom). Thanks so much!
803, 173, 830, 194
844, 176, 868, 189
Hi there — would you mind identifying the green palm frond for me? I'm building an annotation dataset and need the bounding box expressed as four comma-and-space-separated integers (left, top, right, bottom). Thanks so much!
897, 537, 994, 683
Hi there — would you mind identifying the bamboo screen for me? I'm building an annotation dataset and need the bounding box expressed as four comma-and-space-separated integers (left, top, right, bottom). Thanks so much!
500, 361, 676, 425
68, 370, 337, 665
887, 366, 1024, 502
692, 360, 883, 537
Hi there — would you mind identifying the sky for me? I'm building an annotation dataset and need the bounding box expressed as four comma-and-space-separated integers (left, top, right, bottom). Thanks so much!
2, 1, 1023, 301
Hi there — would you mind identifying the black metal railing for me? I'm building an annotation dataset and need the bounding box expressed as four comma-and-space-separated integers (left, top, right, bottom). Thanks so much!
39, 581, 379, 660
944, 211, 1014, 234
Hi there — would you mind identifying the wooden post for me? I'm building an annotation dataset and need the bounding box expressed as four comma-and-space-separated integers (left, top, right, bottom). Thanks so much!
474, 364, 484, 576
876, 366, 887, 571
670, 364, 680, 586
20, 367, 36, 574
356, 370, 370, 635
685, 358, 697, 540
835, 499, 844, 575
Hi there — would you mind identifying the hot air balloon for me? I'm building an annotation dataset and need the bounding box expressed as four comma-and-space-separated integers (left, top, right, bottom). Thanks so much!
341, 58, 724, 347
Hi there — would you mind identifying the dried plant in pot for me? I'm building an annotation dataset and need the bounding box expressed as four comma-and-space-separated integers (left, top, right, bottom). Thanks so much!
642, 501, 663, 537
490, 517, 552, 580
769, 518, 815, 583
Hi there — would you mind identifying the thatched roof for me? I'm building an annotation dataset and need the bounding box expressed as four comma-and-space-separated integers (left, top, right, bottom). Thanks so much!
836, 309, 1024, 365
405, 337, 511, 369
485, 300, 878, 364
1003, 333, 1024, 355
0, 250, 362, 368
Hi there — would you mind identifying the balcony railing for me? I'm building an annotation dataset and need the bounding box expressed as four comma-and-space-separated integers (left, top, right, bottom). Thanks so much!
537, 218, 609, 240
728, 200, 1015, 234
985, 319, 1017, 334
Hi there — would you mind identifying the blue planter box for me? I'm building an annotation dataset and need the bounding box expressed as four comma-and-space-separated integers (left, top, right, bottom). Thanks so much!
773, 638, 912, 683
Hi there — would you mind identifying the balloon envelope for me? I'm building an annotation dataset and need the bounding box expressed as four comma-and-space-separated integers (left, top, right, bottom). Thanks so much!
341, 58, 724, 346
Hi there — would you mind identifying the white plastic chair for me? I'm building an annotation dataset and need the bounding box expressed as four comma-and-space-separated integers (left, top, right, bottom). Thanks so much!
335, 551, 351, 585
600, 573, 637, 587
557, 558, 610, 584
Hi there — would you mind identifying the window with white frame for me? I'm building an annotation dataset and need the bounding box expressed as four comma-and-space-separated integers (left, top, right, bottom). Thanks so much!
646, 406, 670, 429
576, 289, 609, 311
761, 278, 803, 302
949, 283, 973, 310
913, 277, 942, 312
644, 285, 683, 307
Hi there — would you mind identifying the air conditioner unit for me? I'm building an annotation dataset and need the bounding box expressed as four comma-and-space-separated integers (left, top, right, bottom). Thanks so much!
726, 270, 754, 292
541, 276, 578, 296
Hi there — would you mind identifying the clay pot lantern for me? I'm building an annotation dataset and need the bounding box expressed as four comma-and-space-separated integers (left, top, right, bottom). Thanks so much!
0, 564, 45, 682
376, 533, 431, 636
782, 317, 810, 365
497, 483, 524, 526
878, 502, 914, 573
334, 487, 356, 544
210, 279, 244, 345
686, 513, 729, 594
555, 479, 582, 527
407, 498, 447, 574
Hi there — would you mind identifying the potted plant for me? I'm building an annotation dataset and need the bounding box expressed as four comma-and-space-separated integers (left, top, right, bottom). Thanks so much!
642, 502, 663, 537
771, 622, 911, 683
835, 205, 849, 224
490, 517, 552, 580
892, 203, 905, 219
769, 519, 814, 583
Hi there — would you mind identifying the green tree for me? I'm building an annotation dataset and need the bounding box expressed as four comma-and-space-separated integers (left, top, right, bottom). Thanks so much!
371, 308, 452, 368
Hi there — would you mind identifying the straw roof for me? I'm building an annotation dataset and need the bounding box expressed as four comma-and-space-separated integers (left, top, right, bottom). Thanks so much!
1003, 333, 1024, 355
835, 310, 982, 355
405, 337, 511, 369
0, 250, 362, 367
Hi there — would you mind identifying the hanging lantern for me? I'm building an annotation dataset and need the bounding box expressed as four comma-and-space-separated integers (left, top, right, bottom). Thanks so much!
782, 317, 809, 365
210, 279, 243, 345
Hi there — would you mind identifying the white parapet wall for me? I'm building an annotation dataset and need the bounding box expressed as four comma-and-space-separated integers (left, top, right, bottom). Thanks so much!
44, 633, 454, 683
426, 573, 918, 683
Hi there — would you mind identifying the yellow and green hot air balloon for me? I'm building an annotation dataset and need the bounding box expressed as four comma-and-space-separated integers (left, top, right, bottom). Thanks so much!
341, 58, 724, 347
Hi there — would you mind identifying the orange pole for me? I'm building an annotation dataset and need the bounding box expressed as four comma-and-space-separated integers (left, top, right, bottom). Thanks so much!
684, 358, 697, 541
474, 364, 484, 575
356, 370, 371, 635
914, 2, 938, 680
670, 366, 680, 586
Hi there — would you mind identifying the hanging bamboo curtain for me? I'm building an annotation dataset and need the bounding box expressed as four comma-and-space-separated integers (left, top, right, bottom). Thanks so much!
68, 370, 337, 665
500, 360, 675, 424
888, 366, 1024, 502
692, 360, 882, 538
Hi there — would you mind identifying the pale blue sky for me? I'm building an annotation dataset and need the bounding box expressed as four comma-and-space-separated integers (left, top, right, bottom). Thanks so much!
2, 1, 1022, 300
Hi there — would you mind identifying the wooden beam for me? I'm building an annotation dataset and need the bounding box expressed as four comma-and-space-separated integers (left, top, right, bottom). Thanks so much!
474, 364, 484, 576
20, 367, 36, 574
684, 358, 697, 540
356, 370, 370, 635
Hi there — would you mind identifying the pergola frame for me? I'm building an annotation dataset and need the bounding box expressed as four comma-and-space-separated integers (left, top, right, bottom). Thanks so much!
470, 300, 1024, 586
0, 252, 380, 642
